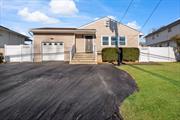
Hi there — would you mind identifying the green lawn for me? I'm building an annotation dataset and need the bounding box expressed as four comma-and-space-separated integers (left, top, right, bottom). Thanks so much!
118, 63, 180, 120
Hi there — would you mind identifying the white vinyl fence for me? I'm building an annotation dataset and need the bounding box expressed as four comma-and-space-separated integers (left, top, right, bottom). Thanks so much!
139, 47, 176, 62
4, 45, 33, 62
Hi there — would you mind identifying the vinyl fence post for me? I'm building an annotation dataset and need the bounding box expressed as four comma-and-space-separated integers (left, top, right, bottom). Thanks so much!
4, 44, 6, 62
148, 47, 150, 62
168, 46, 170, 62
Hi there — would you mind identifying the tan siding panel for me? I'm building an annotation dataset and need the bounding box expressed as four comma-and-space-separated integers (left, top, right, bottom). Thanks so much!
33, 34, 75, 62
82, 18, 139, 51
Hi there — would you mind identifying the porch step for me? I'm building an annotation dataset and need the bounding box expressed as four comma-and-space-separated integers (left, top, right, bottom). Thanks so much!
70, 60, 97, 64
70, 53, 97, 64
73, 58, 95, 60
73, 53, 94, 57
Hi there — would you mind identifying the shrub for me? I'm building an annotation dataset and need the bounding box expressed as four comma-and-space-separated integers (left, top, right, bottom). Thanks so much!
102, 48, 118, 62
0, 53, 4, 63
102, 47, 140, 62
122, 48, 140, 62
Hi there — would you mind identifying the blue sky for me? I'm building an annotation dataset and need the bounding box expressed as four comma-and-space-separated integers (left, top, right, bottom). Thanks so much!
0, 0, 179, 37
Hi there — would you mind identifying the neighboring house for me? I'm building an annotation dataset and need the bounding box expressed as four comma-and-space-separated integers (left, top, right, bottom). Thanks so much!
145, 19, 180, 47
0, 25, 30, 54
31, 16, 141, 64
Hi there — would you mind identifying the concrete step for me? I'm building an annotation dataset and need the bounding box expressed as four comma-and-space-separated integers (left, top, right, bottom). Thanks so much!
71, 59, 96, 61
73, 58, 95, 60
73, 56, 95, 59
70, 61, 97, 64
70, 52, 97, 64
74, 54, 95, 57
75, 53, 94, 55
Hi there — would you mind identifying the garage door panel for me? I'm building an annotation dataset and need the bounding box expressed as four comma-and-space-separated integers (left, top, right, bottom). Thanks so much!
42, 42, 64, 61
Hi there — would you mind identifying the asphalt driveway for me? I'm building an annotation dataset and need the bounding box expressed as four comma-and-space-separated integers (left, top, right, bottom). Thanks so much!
0, 63, 137, 120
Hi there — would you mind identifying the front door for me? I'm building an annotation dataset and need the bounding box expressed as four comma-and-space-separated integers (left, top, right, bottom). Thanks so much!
85, 36, 93, 53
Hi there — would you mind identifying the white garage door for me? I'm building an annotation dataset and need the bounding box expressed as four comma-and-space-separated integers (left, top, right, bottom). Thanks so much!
42, 42, 64, 61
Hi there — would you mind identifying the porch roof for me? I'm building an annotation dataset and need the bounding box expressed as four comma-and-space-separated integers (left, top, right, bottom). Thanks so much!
31, 28, 96, 34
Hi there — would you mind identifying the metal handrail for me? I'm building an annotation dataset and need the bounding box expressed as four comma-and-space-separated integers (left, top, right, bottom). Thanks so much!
94, 45, 97, 62
69, 45, 75, 62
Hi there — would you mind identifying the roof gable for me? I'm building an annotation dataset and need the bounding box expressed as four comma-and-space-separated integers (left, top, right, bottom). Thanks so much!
78, 16, 141, 33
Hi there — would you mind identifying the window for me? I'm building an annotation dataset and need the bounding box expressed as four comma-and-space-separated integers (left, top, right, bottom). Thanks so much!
102, 36, 109, 45
111, 36, 118, 45
119, 36, 126, 45
168, 28, 171, 32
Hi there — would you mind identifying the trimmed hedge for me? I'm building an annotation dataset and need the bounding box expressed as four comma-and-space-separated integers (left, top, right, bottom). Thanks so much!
122, 48, 139, 62
0, 53, 4, 63
102, 47, 139, 62
102, 48, 118, 62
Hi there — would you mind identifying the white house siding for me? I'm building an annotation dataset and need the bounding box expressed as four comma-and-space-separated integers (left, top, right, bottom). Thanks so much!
150, 40, 177, 47
0, 29, 26, 55
146, 22, 180, 47
0, 30, 25, 48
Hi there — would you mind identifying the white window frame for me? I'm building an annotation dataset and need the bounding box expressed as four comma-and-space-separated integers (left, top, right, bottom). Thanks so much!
101, 35, 127, 46
111, 36, 118, 46
119, 36, 127, 46
101, 36, 110, 46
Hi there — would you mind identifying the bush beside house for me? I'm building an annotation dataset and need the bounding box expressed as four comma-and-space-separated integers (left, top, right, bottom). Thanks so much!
102, 48, 118, 62
102, 48, 139, 62
122, 48, 139, 62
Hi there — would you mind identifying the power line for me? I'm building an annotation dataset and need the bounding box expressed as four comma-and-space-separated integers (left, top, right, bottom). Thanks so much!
141, 0, 162, 30
0, 0, 3, 25
178, 0, 180, 18
125, 0, 162, 44
120, 0, 134, 22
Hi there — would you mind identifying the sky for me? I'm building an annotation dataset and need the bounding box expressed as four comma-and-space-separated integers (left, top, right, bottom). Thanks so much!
0, 0, 179, 37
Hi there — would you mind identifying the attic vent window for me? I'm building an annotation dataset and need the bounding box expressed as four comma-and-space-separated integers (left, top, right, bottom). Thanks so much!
105, 20, 110, 27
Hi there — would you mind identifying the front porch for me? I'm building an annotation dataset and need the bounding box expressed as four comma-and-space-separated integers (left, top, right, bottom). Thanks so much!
69, 31, 97, 64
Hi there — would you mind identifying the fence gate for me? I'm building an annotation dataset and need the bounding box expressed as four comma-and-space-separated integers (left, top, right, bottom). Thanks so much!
4, 45, 33, 62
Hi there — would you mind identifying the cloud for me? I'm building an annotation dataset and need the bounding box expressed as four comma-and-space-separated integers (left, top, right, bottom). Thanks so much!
94, 17, 99, 20
126, 21, 141, 30
107, 15, 116, 20
18, 7, 60, 24
49, 0, 79, 16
